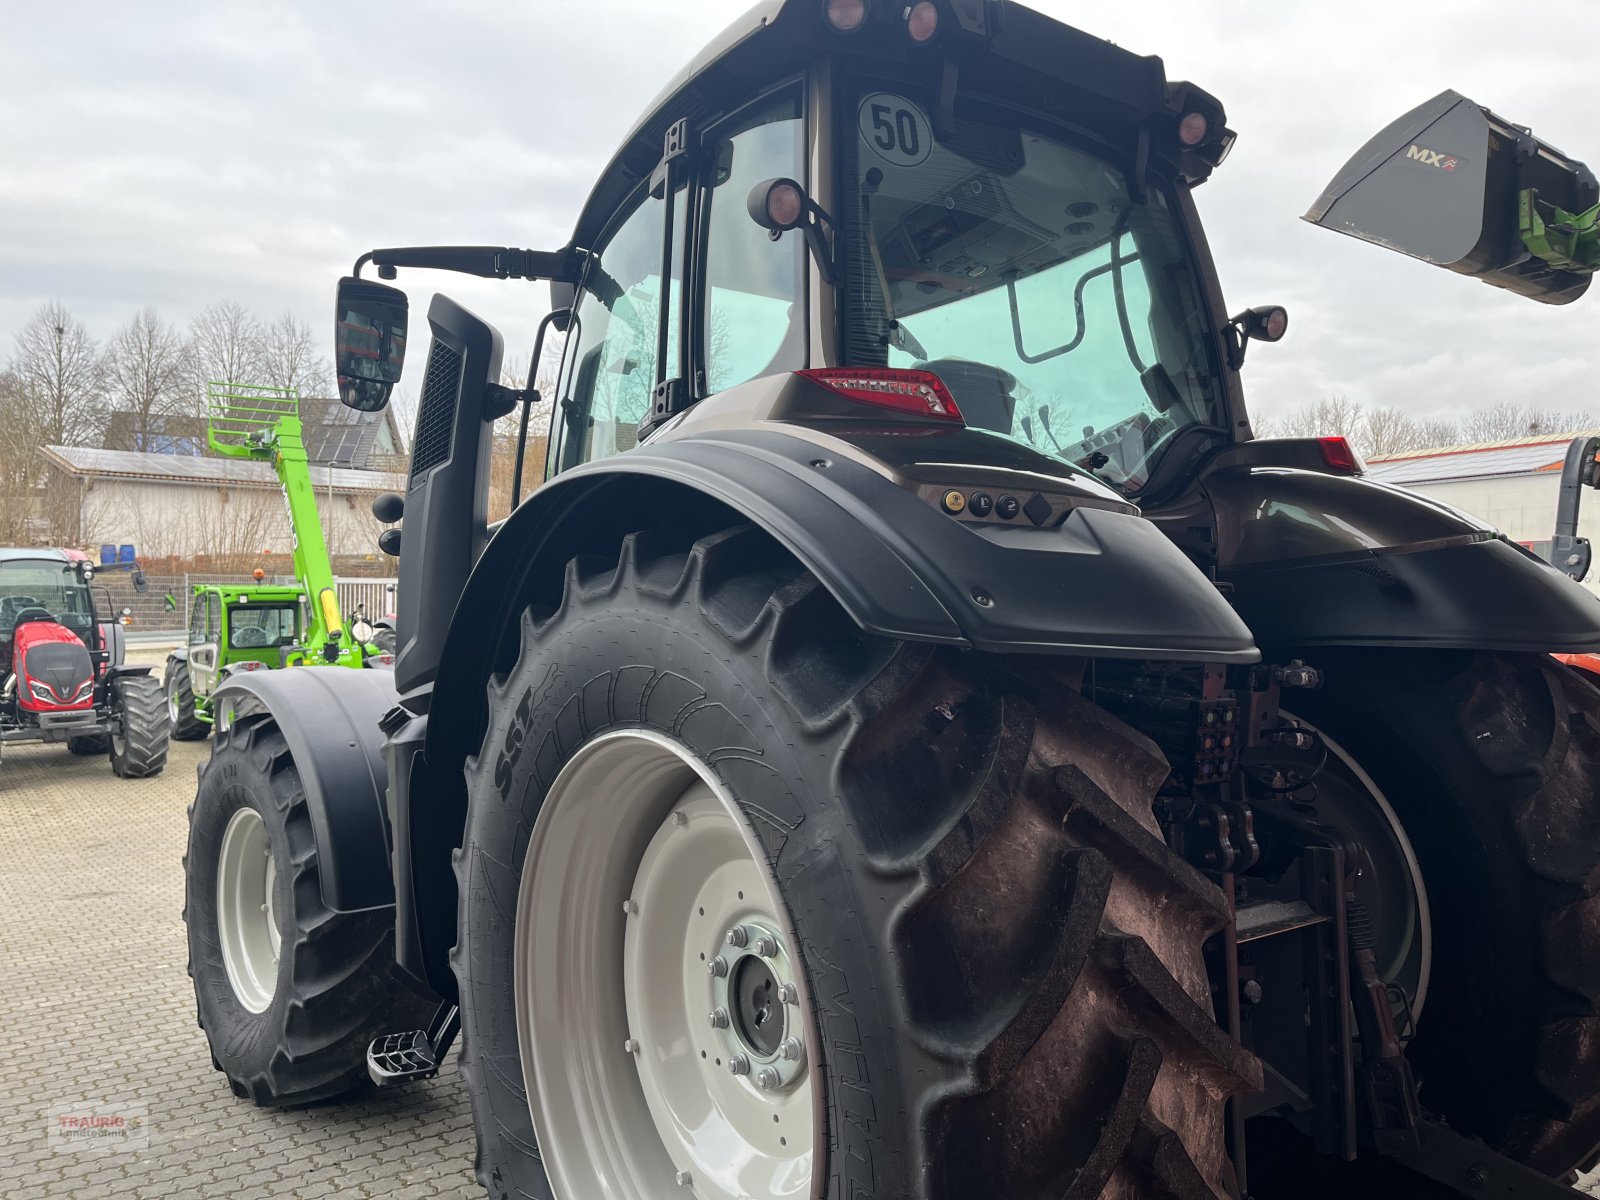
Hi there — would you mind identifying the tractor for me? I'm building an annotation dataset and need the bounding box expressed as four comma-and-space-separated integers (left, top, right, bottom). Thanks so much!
0, 547, 167, 777
182, 6, 1600, 1199
165, 383, 395, 739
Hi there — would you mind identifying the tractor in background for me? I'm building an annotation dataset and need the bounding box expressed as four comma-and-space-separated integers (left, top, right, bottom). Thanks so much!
165, 383, 394, 739
0, 547, 167, 777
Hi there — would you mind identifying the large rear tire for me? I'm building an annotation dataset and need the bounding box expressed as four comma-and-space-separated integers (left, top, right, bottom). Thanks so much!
109, 674, 168, 778
165, 659, 209, 740
1292, 650, 1600, 1177
184, 715, 433, 1105
454, 526, 1259, 1200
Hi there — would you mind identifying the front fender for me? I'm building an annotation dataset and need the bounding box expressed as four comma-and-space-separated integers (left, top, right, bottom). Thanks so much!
214, 668, 398, 912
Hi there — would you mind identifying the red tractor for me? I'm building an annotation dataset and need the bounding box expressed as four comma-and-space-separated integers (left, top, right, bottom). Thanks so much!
0, 548, 168, 777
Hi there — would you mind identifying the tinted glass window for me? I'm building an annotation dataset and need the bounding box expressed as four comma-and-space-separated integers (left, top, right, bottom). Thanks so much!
842, 87, 1223, 496
701, 92, 806, 393
555, 184, 685, 471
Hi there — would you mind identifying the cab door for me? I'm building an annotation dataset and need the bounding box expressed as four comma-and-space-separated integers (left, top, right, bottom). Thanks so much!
189, 593, 221, 699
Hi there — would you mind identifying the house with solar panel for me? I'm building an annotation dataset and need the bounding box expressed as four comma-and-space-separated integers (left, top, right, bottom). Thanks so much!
38, 400, 406, 561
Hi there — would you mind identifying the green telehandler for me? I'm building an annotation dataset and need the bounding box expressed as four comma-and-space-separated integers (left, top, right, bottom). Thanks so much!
164, 382, 392, 739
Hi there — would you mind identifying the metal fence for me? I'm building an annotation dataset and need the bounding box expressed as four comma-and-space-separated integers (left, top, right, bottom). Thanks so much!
335, 576, 398, 620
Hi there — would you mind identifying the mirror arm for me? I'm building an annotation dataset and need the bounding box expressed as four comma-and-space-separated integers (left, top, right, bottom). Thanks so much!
354, 246, 584, 283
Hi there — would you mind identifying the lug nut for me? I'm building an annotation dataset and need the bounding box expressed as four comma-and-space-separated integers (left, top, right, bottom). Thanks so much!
676, 1170, 693, 1186
708, 955, 729, 978
708, 1008, 730, 1029
725, 926, 749, 948
728, 1054, 751, 1077
755, 935, 779, 958
624, 1038, 640, 1054
780, 1037, 804, 1061
779, 983, 799, 1005
672, 810, 688, 827
757, 1067, 782, 1090
622, 900, 639, 915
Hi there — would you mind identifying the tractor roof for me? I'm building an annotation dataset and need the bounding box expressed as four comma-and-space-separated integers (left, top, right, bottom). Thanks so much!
571, 0, 1219, 249
0, 548, 71, 566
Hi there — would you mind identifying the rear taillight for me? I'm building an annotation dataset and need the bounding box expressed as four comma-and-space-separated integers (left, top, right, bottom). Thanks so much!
1317, 435, 1363, 475
798, 368, 963, 422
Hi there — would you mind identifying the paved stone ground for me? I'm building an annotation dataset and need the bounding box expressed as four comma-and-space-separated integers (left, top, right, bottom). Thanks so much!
0, 671, 478, 1199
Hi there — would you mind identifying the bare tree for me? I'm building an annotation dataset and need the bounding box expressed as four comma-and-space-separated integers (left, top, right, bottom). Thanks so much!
0, 369, 40, 543
1417, 418, 1461, 449
189, 301, 266, 396
103, 307, 192, 450
8, 300, 104, 448
1460, 402, 1594, 444
261, 311, 331, 396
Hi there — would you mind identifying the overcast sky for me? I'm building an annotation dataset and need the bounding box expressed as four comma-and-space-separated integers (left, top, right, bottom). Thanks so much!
4, 1, 1597, 425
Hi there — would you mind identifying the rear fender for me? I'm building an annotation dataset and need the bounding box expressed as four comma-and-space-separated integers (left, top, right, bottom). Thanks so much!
1208, 465, 1600, 653
213, 668, 398, 913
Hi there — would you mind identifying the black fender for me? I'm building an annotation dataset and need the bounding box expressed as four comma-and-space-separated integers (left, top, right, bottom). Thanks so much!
213, 667, 398, 912
1208, 465, 1600, 653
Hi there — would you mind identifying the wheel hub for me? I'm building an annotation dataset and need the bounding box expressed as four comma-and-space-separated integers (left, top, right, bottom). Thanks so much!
710, 921, 805, 1090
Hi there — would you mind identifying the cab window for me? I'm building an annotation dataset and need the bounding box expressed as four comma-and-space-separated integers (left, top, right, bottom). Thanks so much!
554, 184, 686, 472
700, 91, 806, 393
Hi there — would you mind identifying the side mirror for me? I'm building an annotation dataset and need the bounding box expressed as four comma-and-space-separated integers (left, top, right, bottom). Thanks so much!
132, 568, 148, 594
336, 277, 410, 412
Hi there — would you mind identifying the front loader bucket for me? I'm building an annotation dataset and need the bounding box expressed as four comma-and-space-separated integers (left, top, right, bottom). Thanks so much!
1305, 90, 1599, 304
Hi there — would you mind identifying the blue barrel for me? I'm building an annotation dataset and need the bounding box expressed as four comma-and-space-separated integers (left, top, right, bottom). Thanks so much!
118, 544, 136, 564
99, 545, 117, 565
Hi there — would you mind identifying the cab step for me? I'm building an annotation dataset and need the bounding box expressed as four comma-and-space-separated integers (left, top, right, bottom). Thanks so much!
366, 1002, 459, 1087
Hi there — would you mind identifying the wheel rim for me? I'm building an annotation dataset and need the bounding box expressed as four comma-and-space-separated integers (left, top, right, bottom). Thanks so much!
515, 729, 817, 1200
217, 805, 280, 1014
1286, 713, 1433, 1019
167, 675, 181, 724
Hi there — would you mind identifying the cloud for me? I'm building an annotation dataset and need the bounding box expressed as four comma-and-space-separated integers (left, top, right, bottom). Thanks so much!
4, 0, 1598, 426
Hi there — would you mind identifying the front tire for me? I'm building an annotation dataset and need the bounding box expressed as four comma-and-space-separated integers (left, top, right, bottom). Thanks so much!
454, 527, 1258, 1200
184, 716, 432, 1105
109, 674, 168, 778
165, 660, 208, 740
